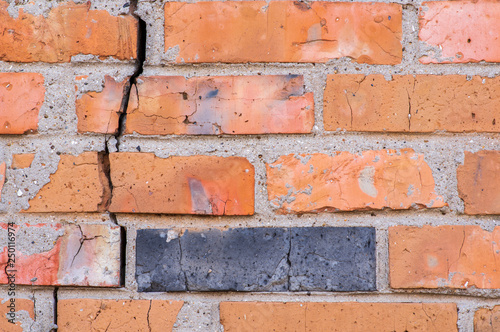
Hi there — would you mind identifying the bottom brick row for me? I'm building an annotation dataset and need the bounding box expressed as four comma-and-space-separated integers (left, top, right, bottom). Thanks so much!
6, 298, 500, 331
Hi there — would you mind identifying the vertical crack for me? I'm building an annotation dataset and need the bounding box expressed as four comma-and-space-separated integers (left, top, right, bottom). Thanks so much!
50, 287, 58, 331
146, 300, 152, 332
286, 229, 292, 291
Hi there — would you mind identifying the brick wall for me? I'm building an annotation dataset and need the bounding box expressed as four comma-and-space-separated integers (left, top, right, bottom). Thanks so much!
0, 0, 499, 331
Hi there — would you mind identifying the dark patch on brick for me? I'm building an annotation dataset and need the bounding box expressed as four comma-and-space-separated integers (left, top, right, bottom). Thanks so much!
135, 229, 186, 292
289, 227, 376, 291
205, 89, 219, 98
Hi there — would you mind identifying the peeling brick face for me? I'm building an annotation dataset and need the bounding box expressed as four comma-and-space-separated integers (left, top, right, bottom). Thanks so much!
25, 152, 111, 212
457, 151, 500, 215
0, 72, 44, 134
267, 149, 445, 214
109, 153, 254, 215
0, 223, 121, 286
57, 299, 183, 331
220, 302, 458, 331
475, 306, 500, 332
419, 1, 500, 63
164, 1, 402, 64
76, 75, 128, 134
126, 75, 314, 135
0, 1, 137, 62
390, 226, 500, 289
324, 75, 500, 132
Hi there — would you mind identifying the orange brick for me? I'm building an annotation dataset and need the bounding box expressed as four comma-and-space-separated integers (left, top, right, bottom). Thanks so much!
0, 1, 137, 63
267, 149, 445, 214
58, 299, 183, 332
457, 151, 500, 215
126, 75, 314, 135
419, 1, 500, 63
11, 154, 35, 169
0, 162, 5, 200
76, 76, 128, 134
0, 73, 44, 134
0, 298, 34, 331
324, 75, 500, 132
390, 226, 500, 289
164, 1, 402, 64
220, 302, 458, 331
25, 152, 111, 212
475, 306, 500, 332
109, 153, 254, 215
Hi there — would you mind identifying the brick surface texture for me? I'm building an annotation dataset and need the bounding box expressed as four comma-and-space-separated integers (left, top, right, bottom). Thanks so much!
0, 0, 498, 330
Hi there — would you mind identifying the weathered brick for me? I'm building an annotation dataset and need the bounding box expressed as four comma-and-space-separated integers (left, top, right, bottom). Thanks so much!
0, 223, 120, 286
390, 226, 500, 289
419, 1, 500, 63
164, 1, 402, 64
324, 74, 500, 132
76, 76, 128, 134
220, 302, 458, 331
136, 227, 375, 292
0, 73, 44, 134
136, 228, 290, 292
58, 299, 183, 332
126, 75, 314, 135
267, 149, 445, 214
290, 227, 375, 291
475, 306, 500, 332
25, 152, 111, 212
11, 154, 35, 169
109, 153, 254, 215
0, 1, 137, 62
0, 298, 34, 331
457, 151, 500, 215
0, 162, 5, 199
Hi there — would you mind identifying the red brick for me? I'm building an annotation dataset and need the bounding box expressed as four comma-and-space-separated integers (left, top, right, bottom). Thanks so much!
126, 75, 314, 135
419, 1, 500, 63
76, 76, 128, 134
164, 1, 402, 64
11, 154, 35, 169
25, 152, 111, 212
58, 299, 183, 332
0, 298, 35, 331
457, 151, 500, 215
475, 306, 500, 332
220, 302, 458, 331
0, 223, 121, 286
267, 149, 445, 214
0, 73, 44, 134
0, 1, 137, 63
390, 226, 500, 289
324, 74, 500, 132
0, 162, 5, 200
109, 153, 254, 215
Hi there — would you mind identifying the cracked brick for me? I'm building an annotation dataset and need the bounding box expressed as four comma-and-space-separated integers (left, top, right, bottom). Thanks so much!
164, 1, 402, 64
126, 75, 314, 135
109, 152, 254, 215
267, 149, 445, 214
475, 306, 500, 332
390, 225, 500, 289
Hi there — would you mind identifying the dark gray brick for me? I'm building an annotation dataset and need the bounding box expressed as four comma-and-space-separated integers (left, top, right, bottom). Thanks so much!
289, 227, 376, 291
135, 229, 186, 292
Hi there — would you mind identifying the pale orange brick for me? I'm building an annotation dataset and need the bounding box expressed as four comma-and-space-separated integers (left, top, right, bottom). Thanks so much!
475, 306, 500, 332
0, 1, 137, 63
267, 149, 445, 214
25, 152, 111, 212
220, 302, 458, 332
390, 226, 500, 289
126, 75, 314, 135
457, 151, 500, 215
324, 75, 500, 132
58, 299, 183, 332
0, 73, 44, 134
0, 162, 5, 200
0, 298, 35, 331
11, 154, 35, 169
164, 1, 402, 64
109, 153, 254, 215
419, 1, 500, 63
76, 76, 128, 134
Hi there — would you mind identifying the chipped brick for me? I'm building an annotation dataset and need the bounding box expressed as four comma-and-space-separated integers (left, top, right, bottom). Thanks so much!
11, 154, 35, 169
0, 298, 35, 331
475, 306, 500, 332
